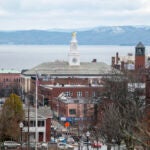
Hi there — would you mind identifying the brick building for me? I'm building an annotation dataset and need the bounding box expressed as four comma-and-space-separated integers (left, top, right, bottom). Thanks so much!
0, 69, 21, 96
111, 41, 150, 71
21, 32, 114, 121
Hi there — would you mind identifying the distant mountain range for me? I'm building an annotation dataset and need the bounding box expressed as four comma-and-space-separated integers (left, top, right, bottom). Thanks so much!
0, 26, 150, 45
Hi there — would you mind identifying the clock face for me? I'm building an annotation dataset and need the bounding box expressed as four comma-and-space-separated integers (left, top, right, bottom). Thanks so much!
136, 48, 144, 56
72, 57, 77, 63
71, 43, 77, 49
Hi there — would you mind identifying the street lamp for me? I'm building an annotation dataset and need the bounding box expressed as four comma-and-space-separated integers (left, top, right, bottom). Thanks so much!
19, 122, 24, 150
53, 127, 56, 142
86, 131, 90, 150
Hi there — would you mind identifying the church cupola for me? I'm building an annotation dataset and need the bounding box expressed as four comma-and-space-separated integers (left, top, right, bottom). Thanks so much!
68, 32, 80, 66
135, 42, 145, 70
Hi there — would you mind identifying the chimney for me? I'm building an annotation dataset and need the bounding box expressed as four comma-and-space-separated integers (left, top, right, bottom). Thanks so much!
116, 52, 119, 64
112, 57, 115, 67
92, 59, 97, 63
121, 61, 125, 71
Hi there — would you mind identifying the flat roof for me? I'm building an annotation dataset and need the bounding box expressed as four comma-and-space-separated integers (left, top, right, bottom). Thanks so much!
0, 69, 20, 74
40, 84, 103, 90
58, 96, 98, 104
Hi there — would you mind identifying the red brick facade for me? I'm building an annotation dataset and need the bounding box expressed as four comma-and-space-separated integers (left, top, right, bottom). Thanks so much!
0, 73, 20, 88
45, 118, 51, 142
135, 56, 145, 70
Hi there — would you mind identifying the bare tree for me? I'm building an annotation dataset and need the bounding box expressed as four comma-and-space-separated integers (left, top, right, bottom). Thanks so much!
96, 69, 149, 150
98, 103, 123, 150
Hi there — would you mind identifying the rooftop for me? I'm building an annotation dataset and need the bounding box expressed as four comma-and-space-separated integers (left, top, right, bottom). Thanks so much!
23, 61, 113, 76
0, 68, 20, 74
136, 42, 145, 48
24, 106, 52, 120
40, 84, 103, 89
58, 96, 99, 104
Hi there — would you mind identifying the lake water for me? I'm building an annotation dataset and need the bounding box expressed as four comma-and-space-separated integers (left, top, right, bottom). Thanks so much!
0, 45, 150, 71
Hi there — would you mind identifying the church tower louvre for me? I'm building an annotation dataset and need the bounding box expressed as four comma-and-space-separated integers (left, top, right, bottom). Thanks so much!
68, 32, 80, 66
135, 42, 145, 70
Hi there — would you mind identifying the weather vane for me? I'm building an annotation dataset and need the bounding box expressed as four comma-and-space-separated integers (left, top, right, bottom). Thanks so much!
72, 32, 76, 38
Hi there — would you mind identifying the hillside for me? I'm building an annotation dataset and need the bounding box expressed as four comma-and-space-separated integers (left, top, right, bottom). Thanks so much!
0, 26, 150, 45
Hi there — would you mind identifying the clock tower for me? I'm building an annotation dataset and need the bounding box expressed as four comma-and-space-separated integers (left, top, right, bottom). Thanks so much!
135, 42, 145, 70
68, 32, 80, 66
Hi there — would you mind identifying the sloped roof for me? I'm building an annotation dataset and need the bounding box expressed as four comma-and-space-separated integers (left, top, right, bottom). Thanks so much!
136, 42, 145, 48
24, 106, 52, 120
23, 61, 113, 76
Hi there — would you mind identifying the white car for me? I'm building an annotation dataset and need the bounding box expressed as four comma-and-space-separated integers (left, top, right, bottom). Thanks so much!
67, 137, 75, 144
41, 142, 48, 149
3, 141, 21, 149
57, 142, 68, 149
57, 142, 74, 150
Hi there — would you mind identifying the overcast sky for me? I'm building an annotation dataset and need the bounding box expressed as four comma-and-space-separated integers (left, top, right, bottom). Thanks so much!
0, 0, 150, 31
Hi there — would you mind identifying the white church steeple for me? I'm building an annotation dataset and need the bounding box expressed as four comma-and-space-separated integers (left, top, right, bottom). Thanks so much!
68, 32, 80, 66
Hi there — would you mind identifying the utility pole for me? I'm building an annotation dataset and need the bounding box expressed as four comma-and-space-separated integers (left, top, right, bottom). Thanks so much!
28, 97, 30, 150
35, 73, 38, 150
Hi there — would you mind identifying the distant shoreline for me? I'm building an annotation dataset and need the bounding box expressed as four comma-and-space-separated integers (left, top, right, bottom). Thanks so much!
0, 44, 149, 46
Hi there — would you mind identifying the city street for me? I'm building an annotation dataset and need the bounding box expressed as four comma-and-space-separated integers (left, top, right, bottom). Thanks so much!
73, 144, 126, 150
74, 145, 107, 150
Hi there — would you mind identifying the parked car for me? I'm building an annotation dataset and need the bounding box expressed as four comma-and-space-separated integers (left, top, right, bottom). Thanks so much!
41, 142, 48, 149
3, 141, 21, 149
50, 137, 58, 143
91, 141, 102, 148
57, 142, 74, 150
57, 142, 68, 149
67, 137, 75, 144
58, 137, 67, 143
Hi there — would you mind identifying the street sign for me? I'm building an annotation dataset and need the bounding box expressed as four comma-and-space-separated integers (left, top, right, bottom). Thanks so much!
60, 117, 66, 121
64, 122, 70, 127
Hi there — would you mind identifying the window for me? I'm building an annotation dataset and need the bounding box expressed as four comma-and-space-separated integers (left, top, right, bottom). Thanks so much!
23, 121, 28, 127
69, 109, 76, 115
92, 91, 96, 97
30, 121, 35, 127
77, 91, 82, 97
65, 91, 73, 97
85, 91, 89, 97
38, 121, 44, 127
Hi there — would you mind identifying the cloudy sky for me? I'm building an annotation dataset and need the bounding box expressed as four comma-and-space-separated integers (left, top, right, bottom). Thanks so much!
0, 0, 150, 30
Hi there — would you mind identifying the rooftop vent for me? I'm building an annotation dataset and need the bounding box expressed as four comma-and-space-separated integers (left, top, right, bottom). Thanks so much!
92, 59, 97, 63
